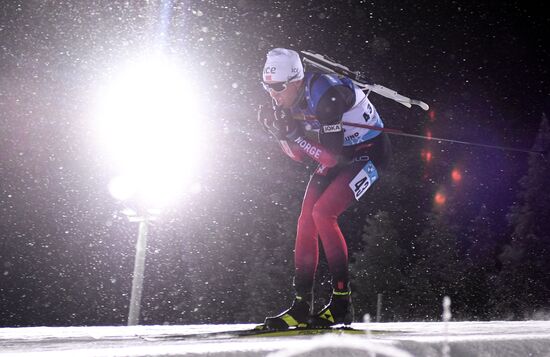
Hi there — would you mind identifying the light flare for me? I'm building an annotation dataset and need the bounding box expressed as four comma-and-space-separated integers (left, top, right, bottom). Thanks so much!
451, 168, 462, 183
434, 191, 446, 206
96, 54, 206, 207
421, 149, 433, 163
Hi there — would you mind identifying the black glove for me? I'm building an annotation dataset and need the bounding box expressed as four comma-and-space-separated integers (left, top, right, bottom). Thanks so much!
272, 109, 303, 141
257, 104, 277, 134
257, 105, 300, 140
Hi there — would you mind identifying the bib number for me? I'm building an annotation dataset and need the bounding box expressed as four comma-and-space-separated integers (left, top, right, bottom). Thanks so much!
349, 161, 378, 200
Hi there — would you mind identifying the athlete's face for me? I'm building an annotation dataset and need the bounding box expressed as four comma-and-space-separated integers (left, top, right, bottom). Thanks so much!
265, 79, 303, 109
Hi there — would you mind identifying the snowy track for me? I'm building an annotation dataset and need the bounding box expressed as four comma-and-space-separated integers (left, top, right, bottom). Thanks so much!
2, 321, 550, 356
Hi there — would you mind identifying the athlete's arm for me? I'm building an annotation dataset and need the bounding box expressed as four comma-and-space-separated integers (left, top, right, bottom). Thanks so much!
315, 82, 355, 154
280, 77, 355, 167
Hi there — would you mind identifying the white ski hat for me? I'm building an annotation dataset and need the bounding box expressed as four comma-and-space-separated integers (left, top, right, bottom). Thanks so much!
262, 48, 304, 83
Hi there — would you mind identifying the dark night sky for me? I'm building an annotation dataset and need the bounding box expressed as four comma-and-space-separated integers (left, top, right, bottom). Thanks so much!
0, 1, 549, 326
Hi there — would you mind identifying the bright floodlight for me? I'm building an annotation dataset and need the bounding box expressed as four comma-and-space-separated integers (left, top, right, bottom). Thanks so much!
97, 54, 204, 207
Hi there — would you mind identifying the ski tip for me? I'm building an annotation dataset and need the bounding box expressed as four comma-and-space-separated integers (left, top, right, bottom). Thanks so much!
418, 101, 430, 111
409, 99, 430, 111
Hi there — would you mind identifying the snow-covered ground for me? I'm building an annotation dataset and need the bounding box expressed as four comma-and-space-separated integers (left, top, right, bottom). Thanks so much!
2, 321, 550, 357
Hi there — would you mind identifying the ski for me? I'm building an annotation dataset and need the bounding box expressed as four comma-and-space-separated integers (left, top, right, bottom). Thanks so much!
139, 326, 380, 341
301, 50, 429, 111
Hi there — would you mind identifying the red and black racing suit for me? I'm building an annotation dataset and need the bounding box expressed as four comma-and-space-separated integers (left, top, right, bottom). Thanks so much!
269, 73, 391, 296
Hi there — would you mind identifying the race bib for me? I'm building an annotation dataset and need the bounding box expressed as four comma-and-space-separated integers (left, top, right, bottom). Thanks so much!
349, 161, 378, 200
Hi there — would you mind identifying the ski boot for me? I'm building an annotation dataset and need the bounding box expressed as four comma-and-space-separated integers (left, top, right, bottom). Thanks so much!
309, 289, 354, 327
262, 295, 312, 330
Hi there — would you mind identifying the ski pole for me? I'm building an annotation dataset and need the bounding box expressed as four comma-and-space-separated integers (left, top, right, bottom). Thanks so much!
342, 121, 547, 156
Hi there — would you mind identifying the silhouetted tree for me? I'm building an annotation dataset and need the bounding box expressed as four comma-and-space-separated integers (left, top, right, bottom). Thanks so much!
407, 209, 462, 320
458, 204, 499, 319
495, 114, 550, 318
351, 210, 407, 321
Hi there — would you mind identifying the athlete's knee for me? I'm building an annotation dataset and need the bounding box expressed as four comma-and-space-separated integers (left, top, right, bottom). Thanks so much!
297, 210, 314, 227
311, 201, 336, 226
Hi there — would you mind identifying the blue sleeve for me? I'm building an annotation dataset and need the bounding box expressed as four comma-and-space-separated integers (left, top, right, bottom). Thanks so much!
310, 75, 355, 154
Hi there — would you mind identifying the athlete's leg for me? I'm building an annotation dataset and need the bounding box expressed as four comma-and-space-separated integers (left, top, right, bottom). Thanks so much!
311, 163, 364, 289
294, 173, 330, 295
